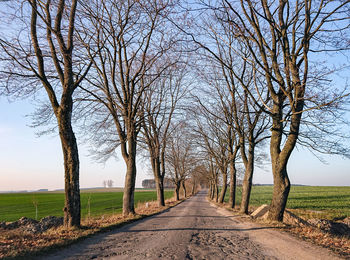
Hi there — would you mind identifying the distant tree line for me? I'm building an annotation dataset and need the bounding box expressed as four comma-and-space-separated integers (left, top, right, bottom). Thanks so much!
103, 180, 114, 189
142, 178, 174, 189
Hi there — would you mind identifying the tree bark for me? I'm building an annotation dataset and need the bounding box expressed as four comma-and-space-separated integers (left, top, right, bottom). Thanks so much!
268, 166, 290, 221
209, 182, 214, 199
175, 183, 180, 201
122, 135, 137, 216
218, 170, 227, 203
123, 156, 137, 216
191, 180, 196, 195
228, 159, 237, 208
58, 105, 81, 228
240, 146, 254, 214
239, 164, 253, 214
182, 180, 187, 198
155, 176, 165, 206
151, 157, 165, 206
267, 101, 301, 221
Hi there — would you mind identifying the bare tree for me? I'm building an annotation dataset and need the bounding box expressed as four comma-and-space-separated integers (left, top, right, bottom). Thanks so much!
208, 158, 220, 202
192, 49, 270, 212
194, 105, 230, 204
0, 0, 92, 227
220, 57, 270, 215
140, 64, 188, 206
190, 164, 209, 195
107, 179, 114, 188
213, 0, 350, 220
166, 122, 197, 200
78, 0, 176, 216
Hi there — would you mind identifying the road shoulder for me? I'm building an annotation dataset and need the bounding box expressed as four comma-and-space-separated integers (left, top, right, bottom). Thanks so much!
210, 201, 345, 260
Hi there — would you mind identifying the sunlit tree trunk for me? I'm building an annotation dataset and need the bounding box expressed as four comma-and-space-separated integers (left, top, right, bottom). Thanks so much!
122, 130, 137, 216
240, 142, 254, 214
267, 99, 302, 221
58, 102, 81, 228
191, 180, 196, 195
182, 180, 187, 198
228, 154, 238, 208
175, 181, 181, 201
151, 156, 165, 206
218, 170, 227, 203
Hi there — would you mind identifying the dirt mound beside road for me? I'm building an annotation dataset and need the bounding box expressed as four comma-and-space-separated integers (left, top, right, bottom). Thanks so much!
1, 216, 63, 234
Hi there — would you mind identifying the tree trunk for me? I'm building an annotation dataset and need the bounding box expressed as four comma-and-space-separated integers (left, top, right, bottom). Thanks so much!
218, 171, 227, 203
175, 183, 180, 200
182, 180, 187, 198
209, 182, 214, 199
191, 180, 196, 195
155, 176, 165, 207
239, 165, 253, 214
267, 99, 301, 221
228, 160, 236, 208
214, 183, 219, 202
122, 137, 137, 216
58, 107, 81, 228
151, 156, 165, 206
268, 166, 290, 221
240, 147, 254, 214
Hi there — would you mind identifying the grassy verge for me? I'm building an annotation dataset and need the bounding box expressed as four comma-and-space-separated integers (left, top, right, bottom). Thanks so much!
225, 185, 350, 220
0, 195, 184, 259
0, 190, 174, 222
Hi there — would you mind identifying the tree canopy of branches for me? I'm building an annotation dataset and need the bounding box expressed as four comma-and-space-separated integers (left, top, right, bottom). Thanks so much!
194, 102, 231, 204
205, 0, 350, 221
77, 0, 179, 216
1, 0, 350, 226
141, 64, 188, 206
166, 122, 198, 200
174, 0, 350, 221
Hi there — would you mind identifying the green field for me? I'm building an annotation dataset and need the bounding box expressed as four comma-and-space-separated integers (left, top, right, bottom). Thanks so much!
225, 186, 350, 220
0, 190, 174, 222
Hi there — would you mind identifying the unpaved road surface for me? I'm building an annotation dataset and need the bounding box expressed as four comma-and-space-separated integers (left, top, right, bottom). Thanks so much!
42, 191, 342, 259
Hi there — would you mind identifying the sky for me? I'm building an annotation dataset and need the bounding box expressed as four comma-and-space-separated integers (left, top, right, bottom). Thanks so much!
0, 1, 349, 192
0, 96, 349, 192
0, 98, 152, 191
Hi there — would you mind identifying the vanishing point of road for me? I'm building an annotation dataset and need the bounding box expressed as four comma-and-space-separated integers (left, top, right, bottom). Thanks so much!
41, 190, 341, 260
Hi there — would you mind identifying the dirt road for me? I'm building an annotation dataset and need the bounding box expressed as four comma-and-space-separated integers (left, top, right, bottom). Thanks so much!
41, 191, 342, 259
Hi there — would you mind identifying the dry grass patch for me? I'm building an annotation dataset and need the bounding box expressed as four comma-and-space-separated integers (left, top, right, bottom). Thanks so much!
0, 197, 182, 259
288, 226, 350, 257
211, 200, 350, 258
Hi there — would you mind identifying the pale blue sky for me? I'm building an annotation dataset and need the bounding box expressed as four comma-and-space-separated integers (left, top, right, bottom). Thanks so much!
0, 97, 349, 192
0, 98, 151, 191
0, 1, 349, 192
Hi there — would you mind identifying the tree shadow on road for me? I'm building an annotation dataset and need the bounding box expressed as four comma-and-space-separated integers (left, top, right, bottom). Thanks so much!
121, 226, 285, 233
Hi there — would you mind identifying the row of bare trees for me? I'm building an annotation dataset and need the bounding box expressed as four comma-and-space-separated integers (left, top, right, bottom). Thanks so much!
0, 0, 193, 228
103, 180, 114, 188
184, 0, 350, 221
1, 0, 350, 228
